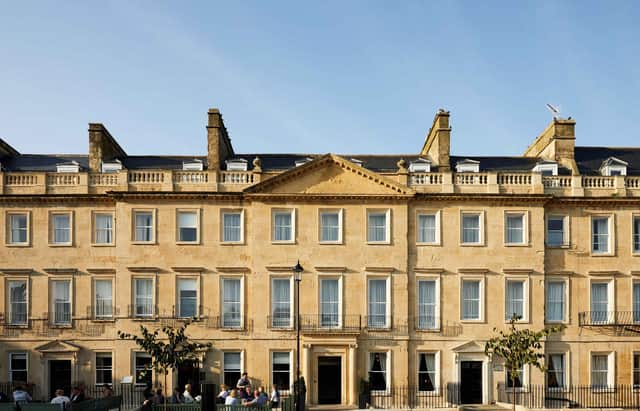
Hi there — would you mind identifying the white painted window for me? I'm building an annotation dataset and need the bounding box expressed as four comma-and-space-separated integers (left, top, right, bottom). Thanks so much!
547, 354, 566, 389
56, 161, 80, 173
456, 160, 480, 173
417, 212, 439, 245
52, 280, 72, 325
101, 160, 122, 173
7, 279, 28, 325
505, 213, 525, 245
319, 210, 342, 243
8, 213, 29, 245
533, 162, 558, 176
368, 352, 389, 392
135, 353, 152, 386
271, 278, 292, 328
272, 209, 295, 243
93, 213, 114, 245
546, 215, 567, 247
591, 216, 611, 254
461, 212, 482, 245
134, 278, 154, 317
634, 216, 640, 254
506, 364, 527, 390
409, 159, 431, 173
320, 278, 341, 328
223, 352, 242, 388
271, 352, 291, 391
94, 279, 113, 319
177, 210, 199, 243
600, 157, 628, 176
418, 352, 438, 392
368, 278, 389, 328
222, 278, 242, 328
367, 210, 390, 243
505, 279, 527, 321
461, 279, 483, 321
591, 353, 614, 389
222, 211, 243, 243
590, 281, 612, 324
177, 278, 198, 318
51, 212, 72, 245
546, 280, 566, 323
133, 211, 154, 243
417, 279, 438, 330
182, 159, 203, 171
225, 159, 248, 171
9, 352, 28, 382
96, 353, 113, 385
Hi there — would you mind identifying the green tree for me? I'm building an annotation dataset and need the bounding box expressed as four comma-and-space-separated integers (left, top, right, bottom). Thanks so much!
118, 321, 212, 410
484, 315, 564, 411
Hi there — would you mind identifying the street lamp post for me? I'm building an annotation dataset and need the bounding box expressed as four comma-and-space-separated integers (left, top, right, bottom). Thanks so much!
293, 260, 304, 411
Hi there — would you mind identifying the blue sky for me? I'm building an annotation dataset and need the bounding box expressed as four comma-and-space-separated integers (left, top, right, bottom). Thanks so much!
1, 1, 639, 157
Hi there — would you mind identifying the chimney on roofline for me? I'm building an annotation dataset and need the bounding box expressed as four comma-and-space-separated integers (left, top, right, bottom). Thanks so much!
523, 118, 577, 174
207, 108, 235, 171
88, 123, 127, 172
420, 109, 451, 171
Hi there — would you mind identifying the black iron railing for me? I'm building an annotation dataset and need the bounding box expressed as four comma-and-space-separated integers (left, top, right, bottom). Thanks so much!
206, 315, 247, 330
299, 314, 362, 333
413, 315, 440, 331
579, 311, 640, 326
368, 384, 461, 409
497, 383, 640, 409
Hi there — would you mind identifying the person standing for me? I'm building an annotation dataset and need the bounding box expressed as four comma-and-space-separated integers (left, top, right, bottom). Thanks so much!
12, 386, 32, 404
236, 372, 250, 390
51, 389, 71, 409
270, 384, 280, 409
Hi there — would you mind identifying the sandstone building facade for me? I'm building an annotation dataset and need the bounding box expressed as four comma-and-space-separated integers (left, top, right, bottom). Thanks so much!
0, 108, 639, 406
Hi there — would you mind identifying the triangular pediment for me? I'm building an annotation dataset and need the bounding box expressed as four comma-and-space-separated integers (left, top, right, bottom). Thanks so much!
245, 154, 413, 196
35, 340, 81, 353
451, 340, 486, 353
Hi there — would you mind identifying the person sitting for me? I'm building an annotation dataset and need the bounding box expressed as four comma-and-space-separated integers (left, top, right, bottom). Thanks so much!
102, 385, 114, 398
170, 387, 183, 404
12, 386, 32, 404
225, 389, 239, 405
50, 389, 70, 409
183, 384, 194, 403
236, 373, 250, 390
243, 386, 253, 401
243, 389, 267, 407
217, 384, 229, 403
70, 386, 85, 403
152, 388, 165, 405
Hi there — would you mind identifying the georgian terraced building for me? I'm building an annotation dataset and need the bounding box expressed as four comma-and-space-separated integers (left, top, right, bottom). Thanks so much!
1, 108, 640, 406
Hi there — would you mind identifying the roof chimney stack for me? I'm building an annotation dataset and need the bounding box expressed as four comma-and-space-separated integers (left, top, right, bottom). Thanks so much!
88, 123, 127, 172
420, 109, 451, 171
523, 118, 578, 174
207, 108, 234, 171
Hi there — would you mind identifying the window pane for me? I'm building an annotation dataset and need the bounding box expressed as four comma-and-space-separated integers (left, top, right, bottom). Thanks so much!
178, 279, 198, 318
547, 354, 565, 388
505, 280, 524, 320
591, 283, 609, 323
591, 355, 609, 388
368, 213, 387, 242
547, 217, 565, 246
418, 214, 436, 243
462, 215, 480, 243
135, 354, 152, 385
320, 212, 340, 242
368, 280, 387, 327
8, 280, 27, 325
10, 214, 28, 243
178, 212, 198, 242
634, 283, 640, 323
271, 279, 291, 328
506, 215, 524, 244
272, 352, 291, 390
53, 281, 71, 324
418, 281, 436, 329
462, 280, 480, 320
95, 280, 113, 318
274, 212, 292, 241
506, 364, 524, 388
592, 218, 609, 253
634, 354, 640, 388
223, 279, 241, 327
135, 212, 153, 242
634, 217, 640, 253
546, 282, 565, 322
9, 353, 27, 383
135, 279, 153, 316
223, 352, 241, 388
96, 353, 113, 384
320, 279, 339, 327
369, 352, 387, 391
95, 214, 113, 244
418, 353, 436, 392
223, 213, 242, 242
53, 214, 71, 243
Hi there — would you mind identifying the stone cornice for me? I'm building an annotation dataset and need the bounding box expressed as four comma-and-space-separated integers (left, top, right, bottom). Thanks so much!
414, 267, 444, 274
550, 197, 640, 206
0, 195, 114, 204
314, 266, 347, 273
245, 193, 414, 202
0, 268, 33, 276
128, 266, 162, 273
414, 193, 552, 204
108, 191, 243, 201
44, 268, 78, 275
172, 266, 206, 273
86, 268, 116, 275
502, 268, 533, 276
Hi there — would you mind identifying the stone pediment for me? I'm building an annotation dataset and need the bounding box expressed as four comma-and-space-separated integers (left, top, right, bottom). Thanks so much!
451, 340, 486, 353
245, 154, 413, 196
35, 340, 81, 353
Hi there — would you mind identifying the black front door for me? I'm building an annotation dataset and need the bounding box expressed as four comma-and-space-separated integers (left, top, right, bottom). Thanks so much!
317, 356, 341, 404
49, 360, 72, 400
460, 361, 483, 404
178, 361, 201, 395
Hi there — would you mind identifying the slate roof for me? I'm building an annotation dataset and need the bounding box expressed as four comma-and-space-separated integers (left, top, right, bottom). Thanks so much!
574, 147, 640, 175
0, 154, 89, 172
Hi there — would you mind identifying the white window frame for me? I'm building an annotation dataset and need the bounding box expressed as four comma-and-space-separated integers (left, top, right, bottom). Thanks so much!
367, 276, 391, 329
101, 160, 122, 173
318, 209, 343, 244
222, 351, 244, 387
545, 277, 569, 324
455, 160, 480, 173
6, 211, 30, 246
225, 159, 248, 171
590, 352, 615, 390
133, 276, 156, 318
460, 211, 484, 246
92, 211, 115, 246
591, 215, 614, 256
95, 352, 113, 385
176, 209, 200, 244
132, 209, 156, 244
56, 162, 80, 173
416, 210, 441, 246
176, 276, 200, 319
221, 276, 244, 329
368, 350, 391, 394
504, 211, 528, 246
134, 352, 152, 386
318, 275, 343, 329
93, 277, 114, 320
182, 159, 204, 171
533, 162, 558, 176
366, 209, 391, 245
589, 278, 615, 324
546, 352, 569, 391
633, 214, 640, 255
272, 208, 296, 244
416, 276, 440, 330
633, 280, 640, 324
633, 352, 640, 388
221, 209, 245, 244
270, 276, 293, 329
409, 159, 431, 173
417, 351, 440, 393
49, 211, 73, 246
270, 351, 293, 392
504, 276, 529, 322
6, 277, 29, 326
505, 363, 529, 392
50, 278, 73, 326
546, 214, 569, 248
460, 276, 485, 322
8, 352, 28, 383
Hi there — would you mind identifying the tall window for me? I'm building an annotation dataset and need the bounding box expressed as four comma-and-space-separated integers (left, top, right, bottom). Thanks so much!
177, 211, 199, 243
546, 215, 566, 247
591, 354, 610, 389
51, 213, 71, 244
461, 213, 481, 244
52, 280, 71, 325
96, 353, 113, 384
272, 352, 291, 390
7, 280, 27, 325
505, 280, 525, 320
418, 353, 437, 392
222, 211, 242, 243
134, 278, 154, 317
320, 211, 341, 243
592, 217, 610, 254
134, 211, 154, 242
273, 210, 293, 242
367, 211, 388, 243
94, 279, 113, 319
222, 278, 242, 328
369, 352, 388, 392
546, 281, 566, 322
461, 280, 481, 320
547, 354, 565, 389
178, 278, 198, 318
634, 217, 640, 253
368, 279, 388, 328
135, 353, 152, 385
223, 352, 241, 388
505, 213, 525, 245
506, 365, 524, 389
634, 353, 640, 388
591, 282, 610, 323
320, 278, 340, 327
8, 213, 28, 245
271, 278, 291, 328
634, 282, 640, 323
9, 353, 27, 382
417, 280, 437, 330
94, 213, 113, 244
417, 213, 438, 244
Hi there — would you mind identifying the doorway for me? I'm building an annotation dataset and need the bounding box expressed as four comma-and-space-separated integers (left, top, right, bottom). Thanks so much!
49, 360, 72, 400
460, 361, 483, 404
178, 360, 201, 395
317, 356, 341, 404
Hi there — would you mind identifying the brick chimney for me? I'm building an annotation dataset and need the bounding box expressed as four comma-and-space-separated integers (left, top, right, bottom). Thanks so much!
207, 108, 234, 171
523, 118, 578, 174
88, 124, 127, 172
420, 109, 451, 171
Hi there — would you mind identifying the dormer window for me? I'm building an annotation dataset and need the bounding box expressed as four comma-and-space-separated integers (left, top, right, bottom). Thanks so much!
295, 158, 313, 167
600, 157, 628, 176
455, 159, 480, 173
225, 159, 248, 171
409, 158, 431, 173
532, 160, 558, 176
183, 159, 204, 171
56, 161, 80, 173
350, 158, 364, 167
101, 159, 122, 173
